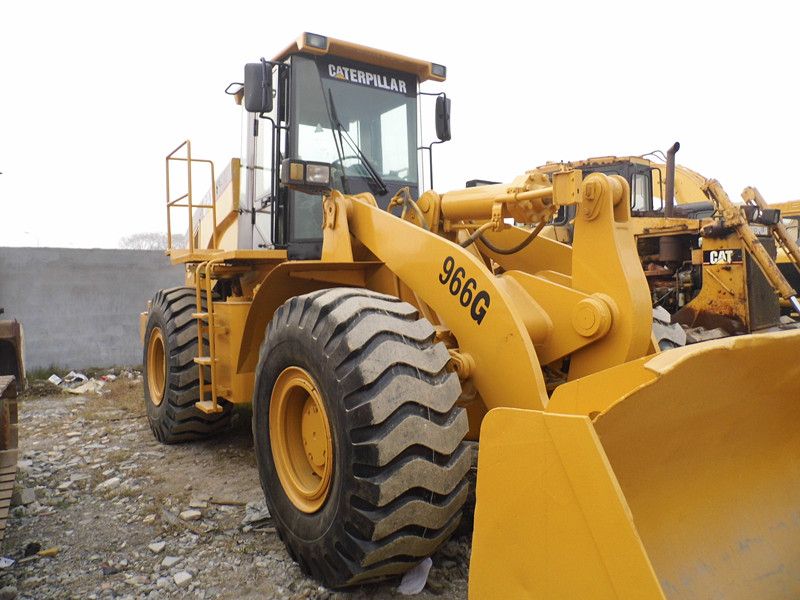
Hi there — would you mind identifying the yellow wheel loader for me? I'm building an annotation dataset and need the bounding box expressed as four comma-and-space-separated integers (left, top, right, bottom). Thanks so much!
539, 148, 800, 341
141, 33, 800, 598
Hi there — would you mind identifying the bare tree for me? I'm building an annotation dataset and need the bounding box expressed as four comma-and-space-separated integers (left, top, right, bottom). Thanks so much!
119, 232, 187, 250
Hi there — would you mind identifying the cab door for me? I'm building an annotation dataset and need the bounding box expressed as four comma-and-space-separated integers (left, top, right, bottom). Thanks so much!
239, 62, 285, 249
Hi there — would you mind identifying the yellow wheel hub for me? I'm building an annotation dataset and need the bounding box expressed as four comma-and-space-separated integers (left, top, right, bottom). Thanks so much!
147, 327, 166, 406
270, 366, 334, 513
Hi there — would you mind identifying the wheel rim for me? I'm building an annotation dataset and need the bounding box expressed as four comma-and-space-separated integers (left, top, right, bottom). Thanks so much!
270, 366, 334, 513
147, 327, 166, 406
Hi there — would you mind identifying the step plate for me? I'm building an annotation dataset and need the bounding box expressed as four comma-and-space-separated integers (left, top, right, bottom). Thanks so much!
194, 400, 224, 415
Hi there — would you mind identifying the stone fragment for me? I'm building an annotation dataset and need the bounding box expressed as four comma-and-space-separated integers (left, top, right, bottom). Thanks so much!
179, 510, 201, 522
241, 500, 270, 526
161, 556, 181, 568
95, 477, 121, 491
173, 571, 192, 587
148, 542, 166, 554
11, 488, 35, 507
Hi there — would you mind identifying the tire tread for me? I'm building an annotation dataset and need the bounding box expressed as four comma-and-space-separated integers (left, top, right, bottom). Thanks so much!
143, 287, 232, 444
255, 288, 469, 587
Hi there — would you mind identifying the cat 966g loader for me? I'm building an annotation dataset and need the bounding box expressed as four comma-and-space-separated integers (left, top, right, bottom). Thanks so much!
140, 33, 800, 598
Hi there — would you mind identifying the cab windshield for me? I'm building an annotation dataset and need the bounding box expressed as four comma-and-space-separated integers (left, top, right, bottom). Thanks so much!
291, 55, 418, 188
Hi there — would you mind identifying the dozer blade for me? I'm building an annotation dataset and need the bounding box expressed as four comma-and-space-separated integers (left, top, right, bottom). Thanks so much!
469, 330, 800, 599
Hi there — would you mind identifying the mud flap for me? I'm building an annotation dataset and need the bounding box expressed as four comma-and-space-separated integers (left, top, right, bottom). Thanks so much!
469, 330, 800, 599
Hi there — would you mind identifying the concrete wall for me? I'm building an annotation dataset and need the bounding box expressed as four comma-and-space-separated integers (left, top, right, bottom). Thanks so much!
0, 248, 185, 371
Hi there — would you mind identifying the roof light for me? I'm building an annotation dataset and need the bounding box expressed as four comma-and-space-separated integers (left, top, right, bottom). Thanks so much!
431, 63, 447, 78
304, 33, 328, 50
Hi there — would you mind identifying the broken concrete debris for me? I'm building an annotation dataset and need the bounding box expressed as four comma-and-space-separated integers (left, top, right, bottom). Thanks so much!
47, 368, 141, 396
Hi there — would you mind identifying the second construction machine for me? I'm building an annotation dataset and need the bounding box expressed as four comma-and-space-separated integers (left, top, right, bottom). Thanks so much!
541, 147, 800, 342
141, 33, 800, 599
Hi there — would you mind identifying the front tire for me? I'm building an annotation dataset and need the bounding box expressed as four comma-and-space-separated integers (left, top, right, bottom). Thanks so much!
142, 287, 232, 443
253, 288, 470, 587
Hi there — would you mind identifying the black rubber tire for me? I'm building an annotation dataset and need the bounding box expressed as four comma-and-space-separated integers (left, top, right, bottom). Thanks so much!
252, 288, 471, 588
142, 287, 232, 443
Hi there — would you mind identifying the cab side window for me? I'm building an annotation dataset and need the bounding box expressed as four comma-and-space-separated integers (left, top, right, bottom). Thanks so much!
632, 172, 650, 212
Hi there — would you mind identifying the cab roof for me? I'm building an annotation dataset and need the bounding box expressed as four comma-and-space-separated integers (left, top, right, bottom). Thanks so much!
272, 32, 446, 83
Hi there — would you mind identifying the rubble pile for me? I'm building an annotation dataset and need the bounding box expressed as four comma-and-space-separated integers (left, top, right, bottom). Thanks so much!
46, 370, 142, 397
0, 379, 469, 599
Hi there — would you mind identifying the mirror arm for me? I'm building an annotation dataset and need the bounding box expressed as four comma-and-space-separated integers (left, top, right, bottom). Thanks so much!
418, 91, 450, 190
224, 82, 244, 95
417, 140, 445, 190
257, 62, 289, 120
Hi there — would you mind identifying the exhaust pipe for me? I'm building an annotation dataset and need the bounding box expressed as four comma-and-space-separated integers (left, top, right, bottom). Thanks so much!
664, 141, 680, 218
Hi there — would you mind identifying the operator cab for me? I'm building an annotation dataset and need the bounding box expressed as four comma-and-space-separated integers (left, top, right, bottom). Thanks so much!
549, 159, 660, 237
238, 33, 448, 259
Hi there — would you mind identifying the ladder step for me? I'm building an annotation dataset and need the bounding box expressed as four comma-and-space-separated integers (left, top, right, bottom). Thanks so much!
194, 357, 213, 366
192, 312, 209, 321
194, 400, 224, 415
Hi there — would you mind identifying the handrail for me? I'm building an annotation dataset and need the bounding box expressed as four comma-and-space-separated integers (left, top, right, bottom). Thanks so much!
165, 140, 218, 254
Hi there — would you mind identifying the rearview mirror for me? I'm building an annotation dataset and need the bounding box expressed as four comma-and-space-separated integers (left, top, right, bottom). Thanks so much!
244, 61, 273, 114
435, 96, 451, 142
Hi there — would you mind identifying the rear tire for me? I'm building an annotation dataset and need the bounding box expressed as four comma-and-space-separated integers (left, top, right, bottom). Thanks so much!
253, 288, 470, 587
142, 287, 231, 443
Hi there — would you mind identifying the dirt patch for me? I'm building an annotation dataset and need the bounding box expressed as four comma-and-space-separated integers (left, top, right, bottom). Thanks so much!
0, 380, 469, 599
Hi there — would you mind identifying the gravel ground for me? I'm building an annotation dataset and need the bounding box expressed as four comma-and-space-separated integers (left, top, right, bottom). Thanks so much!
0, 378, 470, 599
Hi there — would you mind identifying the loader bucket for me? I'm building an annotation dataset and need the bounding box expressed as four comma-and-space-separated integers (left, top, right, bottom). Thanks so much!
469, 330, 800, 600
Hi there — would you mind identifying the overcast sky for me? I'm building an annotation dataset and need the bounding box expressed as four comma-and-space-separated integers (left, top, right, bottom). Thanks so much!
2, 1, 798, 248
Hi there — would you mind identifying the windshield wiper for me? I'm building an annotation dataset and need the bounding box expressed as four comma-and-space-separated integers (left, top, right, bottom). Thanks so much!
326, 89, 389, 196
313, 66, 349, 194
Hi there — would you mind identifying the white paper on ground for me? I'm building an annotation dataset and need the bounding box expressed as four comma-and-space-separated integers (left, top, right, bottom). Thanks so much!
65, 379, 105, 395
397, 557, 433, 595
65, 371, 88, 382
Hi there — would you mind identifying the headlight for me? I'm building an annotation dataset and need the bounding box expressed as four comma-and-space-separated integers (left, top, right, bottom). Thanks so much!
280, 158, 332, 193
306, 163, 331, 185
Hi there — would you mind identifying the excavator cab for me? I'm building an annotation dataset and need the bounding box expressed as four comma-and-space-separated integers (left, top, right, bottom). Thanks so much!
579, 160, 659, 214
552, 157, 718, 227
549, 159, 661, 244
236, 33, 448, 259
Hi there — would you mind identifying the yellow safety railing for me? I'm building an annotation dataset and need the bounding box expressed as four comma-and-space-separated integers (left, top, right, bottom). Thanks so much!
165, 140, 218, 253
